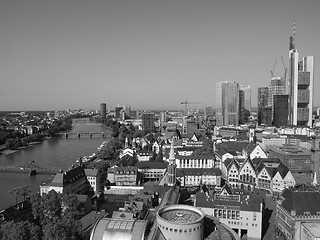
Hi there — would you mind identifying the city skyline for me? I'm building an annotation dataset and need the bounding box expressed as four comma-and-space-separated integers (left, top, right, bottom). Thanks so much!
1, 0, 320, 111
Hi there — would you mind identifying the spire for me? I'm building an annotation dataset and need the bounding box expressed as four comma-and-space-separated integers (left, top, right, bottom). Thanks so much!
125, 136, 129, 148
169, 138, 175, 161
289, 21, 296, 50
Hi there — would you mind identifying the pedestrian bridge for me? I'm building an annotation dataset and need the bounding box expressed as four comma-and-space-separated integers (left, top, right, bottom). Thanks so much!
0, 161, 62, 175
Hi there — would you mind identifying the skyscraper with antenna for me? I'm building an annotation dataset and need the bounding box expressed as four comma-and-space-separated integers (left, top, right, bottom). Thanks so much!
288, 22, 314, 127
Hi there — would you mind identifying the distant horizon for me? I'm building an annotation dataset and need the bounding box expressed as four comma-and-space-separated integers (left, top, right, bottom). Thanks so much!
1, 0, 319, 110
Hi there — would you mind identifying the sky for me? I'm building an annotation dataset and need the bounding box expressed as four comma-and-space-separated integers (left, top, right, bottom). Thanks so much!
0, 0, 319, 111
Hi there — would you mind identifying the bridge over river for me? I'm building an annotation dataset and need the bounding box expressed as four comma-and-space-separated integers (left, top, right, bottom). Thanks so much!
0, 161, 62, 175
56, 132, 107, 139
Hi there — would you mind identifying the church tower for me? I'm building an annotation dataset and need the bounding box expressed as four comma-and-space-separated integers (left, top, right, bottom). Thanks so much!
167, 139, 176, 187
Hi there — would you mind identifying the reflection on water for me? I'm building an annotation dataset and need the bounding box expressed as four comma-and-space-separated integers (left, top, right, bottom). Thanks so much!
0, 120, 111, 210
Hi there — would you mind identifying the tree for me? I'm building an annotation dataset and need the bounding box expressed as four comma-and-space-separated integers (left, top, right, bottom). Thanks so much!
0, 221, 41, 240
30, 191, 62, 226
42, 217, 83, 240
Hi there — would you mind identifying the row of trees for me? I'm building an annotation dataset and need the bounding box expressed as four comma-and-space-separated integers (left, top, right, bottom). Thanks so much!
0, 191, 85, 240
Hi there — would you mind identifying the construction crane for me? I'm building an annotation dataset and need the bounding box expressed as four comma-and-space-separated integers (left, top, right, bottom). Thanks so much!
181, 100, 201, 114
271, 58, 278, 76
281, 56, 287, 82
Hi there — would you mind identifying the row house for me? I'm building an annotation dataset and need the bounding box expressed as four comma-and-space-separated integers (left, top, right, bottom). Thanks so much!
177, 168, 222, 187
223, 157, 295, 195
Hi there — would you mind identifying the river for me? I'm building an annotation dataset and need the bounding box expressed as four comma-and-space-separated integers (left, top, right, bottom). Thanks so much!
0, 119, 111, 210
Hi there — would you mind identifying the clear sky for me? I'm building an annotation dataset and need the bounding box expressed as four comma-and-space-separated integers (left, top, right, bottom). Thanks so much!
0, 0, 319, 111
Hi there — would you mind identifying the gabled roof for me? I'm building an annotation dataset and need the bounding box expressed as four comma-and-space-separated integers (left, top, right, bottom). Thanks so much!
220, 184, 233, 195
240, 157, 255, 173
244, 142, 257, 155
51, 166, 86, 187
224, 158, 240, 171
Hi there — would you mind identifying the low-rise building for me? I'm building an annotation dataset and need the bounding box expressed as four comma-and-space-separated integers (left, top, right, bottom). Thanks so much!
40, 166, 89, 196
268, 145, 311, 173
276, 190, 320, 240
135, 161, 167, 183
196, 192, 264, 240
108, 166, 138, 186
178, 168, 222, 188
85, 169, 101, 193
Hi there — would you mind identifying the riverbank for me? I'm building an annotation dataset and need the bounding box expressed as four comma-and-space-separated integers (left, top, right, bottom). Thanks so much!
0, 149, 19, 157
0, 141, 44, 158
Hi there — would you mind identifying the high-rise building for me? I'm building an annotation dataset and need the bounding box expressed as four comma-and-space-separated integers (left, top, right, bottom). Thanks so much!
258, 87, 272, 126
100, 103, 106, 120
216, 81, 240, 126
142, 112, 155, 132
258, 87, 269, 108
273, 95, 289, 127
240, 85, 251, 112
258, 107, 272, 126
288, 23, 314, 127
239, 90, 245, 124
268, 76, 286, 113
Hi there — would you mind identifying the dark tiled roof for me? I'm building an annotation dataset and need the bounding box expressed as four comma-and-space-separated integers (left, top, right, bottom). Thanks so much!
134, 161, 167, 169
216, 142, 249, 153
281, 190, 320, 216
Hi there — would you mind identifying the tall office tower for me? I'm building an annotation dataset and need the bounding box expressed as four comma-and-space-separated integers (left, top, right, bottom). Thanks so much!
258, 87, 269, 108
273, 95, 289, 127
216, 81, 240, 126
288, 23, 314, 127
240, 85, 251, 111
100, 103, 107, 120
268, 76, 286, 113
239, 90, 245, 124
258, 87, 272, 125
142, 112, 155, 132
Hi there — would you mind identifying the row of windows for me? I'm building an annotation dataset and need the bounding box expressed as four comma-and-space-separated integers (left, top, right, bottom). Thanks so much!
158, 224, 201, 233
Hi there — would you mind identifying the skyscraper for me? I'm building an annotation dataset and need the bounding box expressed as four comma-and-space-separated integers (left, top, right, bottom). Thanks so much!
216, 81, 240, 126
273, 95, 289, 127
100, 103, 106, 120
258, 87, 269, 108
240, 85, 251, 112
268, 76, 286, 114
288, 23, 314, 127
